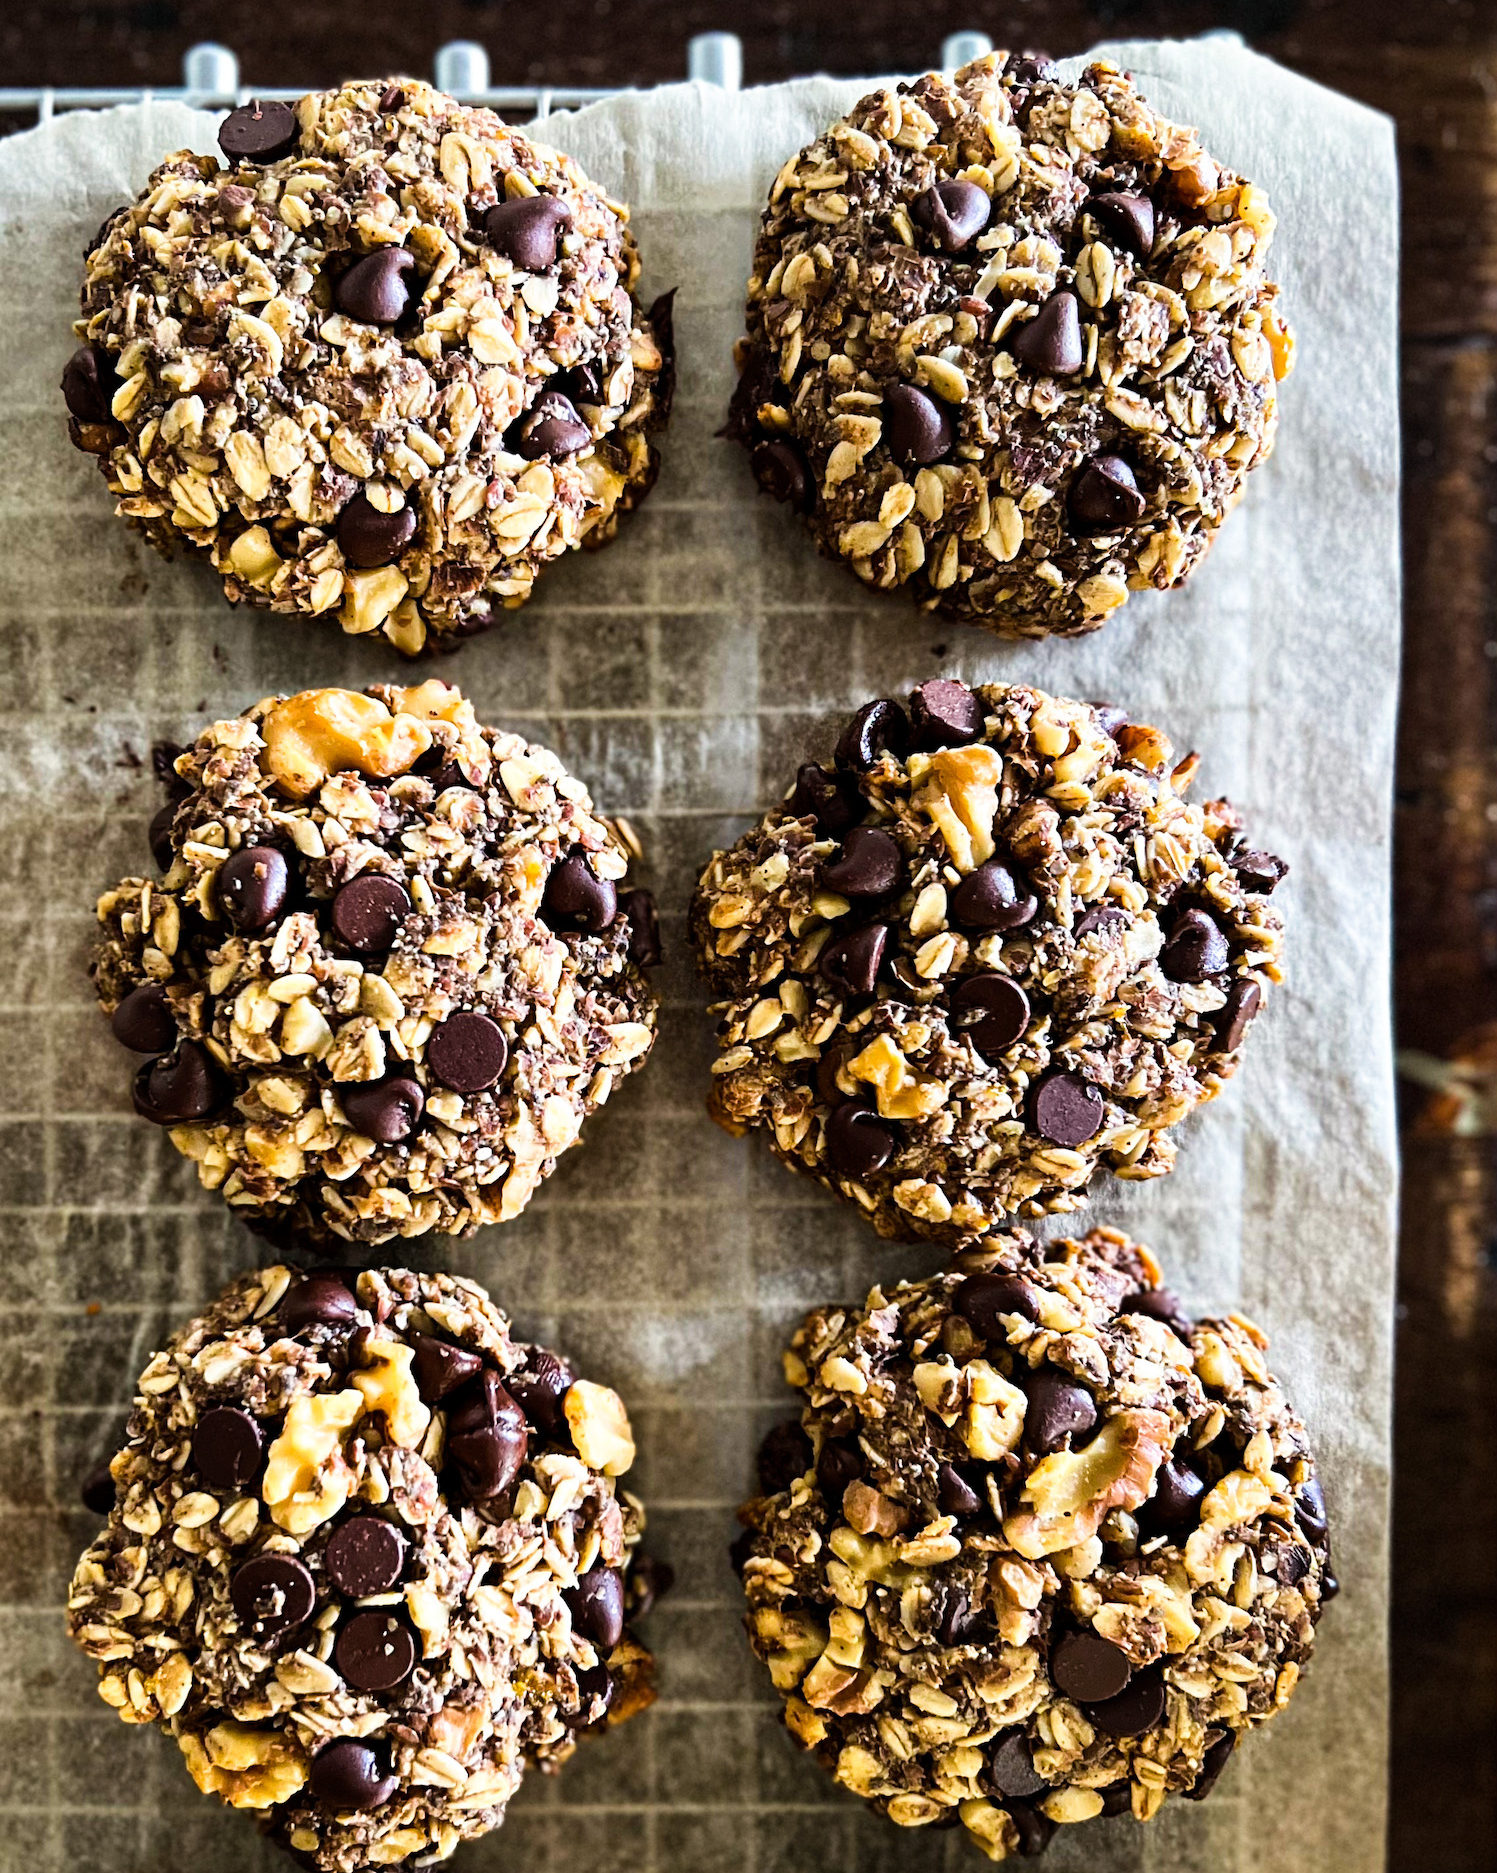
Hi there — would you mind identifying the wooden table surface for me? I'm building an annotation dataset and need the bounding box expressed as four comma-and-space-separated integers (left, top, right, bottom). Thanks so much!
6, 3, 1491, 1865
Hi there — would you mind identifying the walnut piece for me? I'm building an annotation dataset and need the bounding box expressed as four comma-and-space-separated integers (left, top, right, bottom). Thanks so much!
179, 1722, 308, 1809
847, 1032, 948, 1121
353, 1338, 432, 1450
261, 688, 435, 799
261, 1387, 364, 1533
1002, 1408, 1169, 1557
917, 744, 1003, 871
564, 1380, 636, 1475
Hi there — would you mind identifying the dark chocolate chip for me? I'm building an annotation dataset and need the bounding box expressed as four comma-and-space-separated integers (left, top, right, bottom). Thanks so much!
1008, 1801, 1056, 1857
516, 390, 592, 460
1233, 848, 1289, 894
1268, 1541, 1312, 1585
815, 1039, 856, 1106
621, 889, 662, 968
1100, 1781, 1133, 1816
341, 1074, 424, 1145
1005, 51, 1059, 84
231, 1551, 315, 1638
569, 1663, 613, 1723
757, 1420, 813, 1495
281, 1273, 359, 1335
1070, 454, 1146, 533
825, 1098, 897, 1179
506, 1351, 575, 1437
909, 678, 984, 749
1050, 1628, 1132, 1704
1183, 1729, 1237, 1800
335, 248, 417, 325
937, 1461, 982, 1519
408, 1332, 483, 1405
1089, 1666, 1166, 1738
936, 1586, 979, 1646
379, 85, 406, 113
335, 1610, 416, 1692
723, 345, 777, 445
567, 1565, 625, 1651
447, 1370, 528, 1501
1011, 291, 1083, 376
336, 493, 418, 570
326, 1516, 408, 1598
1075, 903, 1126, 939
1138, 1458, 1205, 1534
751, 438, 813, 512
835, 698, 910, 771
484, 193, 571, 271
1160, 908, 1229, 982
1295, 1475, 1329, 1543
217, 845, 289, 932
952, 973, 1031, 1059
1028, 1068, 1104, 1147
133, 1043, 221, 1124
192, 1406, 264, 1490
218, 99, 299, 163
310, 1738, 397, 1812
1091, 701, 1129, 741
1320, 1571, 1340, 1602
1024, 1371, 1097, 1452
332, 874, 411, 952
429, 758, 483, 792
954, 1269, 1040, 1334
148, 798, 179, 870
949, 859, 1038, 932
81, 1457, 117, 1514
788, 762, 861, 835
883, 383, 955, 465
1119, 1287, 1194, 1343
989, 1732, 1048, 1800
910, 178, 991, 253
1216, 978, 1262, 1052
628, 1553, 674, 1620
822, 825, 903, 900
427, 1011, 508, 1094
1091, 190, 1156, 260
544, 852, 618, 932
816, 1440, 862, 1501
818, 923, 888, 999
111, 982, 176, 1054
61, 344, 117, 423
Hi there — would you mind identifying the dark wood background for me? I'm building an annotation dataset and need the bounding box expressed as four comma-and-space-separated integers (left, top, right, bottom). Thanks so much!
5, 3, 1490, 1864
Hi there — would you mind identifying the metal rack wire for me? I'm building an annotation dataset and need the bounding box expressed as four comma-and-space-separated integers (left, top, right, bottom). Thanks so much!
0, 29, 997, 126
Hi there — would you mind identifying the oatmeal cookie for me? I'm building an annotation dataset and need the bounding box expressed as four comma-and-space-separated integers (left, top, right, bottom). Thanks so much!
692, 679, 1284, 1247
729, 53, 1293, 636
63, 81, 673, 654
68, 1263, 663, 1872
738, 1228, 1334, 1858
93, 681, 660, 1246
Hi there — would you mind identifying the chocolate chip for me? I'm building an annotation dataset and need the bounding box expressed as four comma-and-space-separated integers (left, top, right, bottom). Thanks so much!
1011, 291, 1083, 376
910, 178, 991, 253
326, 1516, 408, 1597
133, 1042, 221, 1124
1075, 902, 1126, 939
218, 99, 300, 163
516, 390, 592, 460
191, 1405, 264, 1489
231, 1551, 315, 1638
544, 852, 618, 932
1160, 907, 1229, 982
951, 973, 1030, 1059
816, 1440, 862, 1500
110, 982, 175, 1054
815, 1039, 856, 1105
379, 85, 406, 113
1099, 1781, 1133, 1817
751, 438, 813, 511
1091, 190, 1156, 259
61, 344, 117, 423
447, 1370, 528, 1501
822, 826, 903, 900
1005, 51, 1059, 84
1008, 1802, 1055, 1857
408, 1332, 483, 1405
757, 1420, 813, 1495
1216, 978, 1262, 1052
936, 1586, 979, 1646
621, 889, 662, 968
954, 1269, 1040, 1334
1070, 454, 1146, 533
335, 1609, 416, 1692
81, 1457, 117, 1514
310, 1738, 396, 1812
1050, 1628, 1132, 1703
336, 493, 417, 569
949, 859, 1038, 932
567, 1565, 625, 1650
989, 1732, 1047, 1800
1137, 1458, 1205, 1534
335, 248, 417, 325
427, 1011, 508, 1094
788, 762, 861, 835
883, 383, 955, 465
281, 1273, 358, 1335
1028, 1068, 1104, 1147
1320, 1571, 1340, 1602
1091, 701, 1129, 741
1024, 1371, 1097, 1452
1120, 1287, 1194, 1343
569, 1663, 613, 1724
217, 845, 289, 932
1295, 1475, 1329, 1543
1233, 848, 1289, 894
429, 757, 483, 792
1267, 1541, 1311, 1585
341, 1074, 424, 1145
628, 1553, 674, 1620
723, 345, 777, 445
506, 1350, 575, 1437
818, 923, 888, 999
835, 698, 910, 772
825, 1099, 897, 1179
937, 1461, 982, 1519
909, 678, 984, 749
1089, 1666, 1166, 1738
484, 193, 571, 270
1183, 1729, 1237, 1800
331, 874, 411, 953
148, 798, 179, 869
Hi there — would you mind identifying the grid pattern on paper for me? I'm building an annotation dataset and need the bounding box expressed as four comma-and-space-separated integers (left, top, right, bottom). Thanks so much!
0, 49, 1397, 1873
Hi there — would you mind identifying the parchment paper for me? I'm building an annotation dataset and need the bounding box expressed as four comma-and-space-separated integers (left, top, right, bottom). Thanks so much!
0, 40, 1397, 1873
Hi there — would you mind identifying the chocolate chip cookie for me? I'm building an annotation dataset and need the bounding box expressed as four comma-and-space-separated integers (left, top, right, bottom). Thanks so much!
729, 53, 1293, 636
692, 680, 1284, 1247
93, 683, 660, 1245
65, 80, 673, 654
737, 1228, 1333, 1857
67, 1263, 661, 1872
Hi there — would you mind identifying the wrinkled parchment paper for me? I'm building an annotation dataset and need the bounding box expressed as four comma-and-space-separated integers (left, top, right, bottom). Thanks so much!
0, 39, 1395, 1873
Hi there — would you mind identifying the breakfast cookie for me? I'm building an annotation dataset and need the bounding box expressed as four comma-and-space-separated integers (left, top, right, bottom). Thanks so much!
93, 682, 660, 1246
729, 53, 1292, 636
67, 1263, 661, 1872
692, 679, 1284, 1247
64, 80, 673, 654
737, 1228, 1334, 1858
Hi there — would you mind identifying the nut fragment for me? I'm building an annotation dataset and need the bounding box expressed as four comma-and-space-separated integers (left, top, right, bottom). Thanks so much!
564, 1380, 636, 1474
261, 1388, 364, 1533
262, 690, 433, 799
1003, 1408, 1170, 1558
